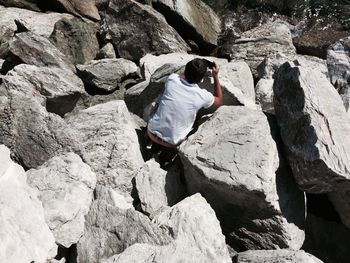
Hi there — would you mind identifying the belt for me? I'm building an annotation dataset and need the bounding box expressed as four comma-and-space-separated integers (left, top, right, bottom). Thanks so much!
147, 128, 178, 148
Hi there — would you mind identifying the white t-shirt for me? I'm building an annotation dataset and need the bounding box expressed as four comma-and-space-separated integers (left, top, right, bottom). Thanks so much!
148, 73, 214, 145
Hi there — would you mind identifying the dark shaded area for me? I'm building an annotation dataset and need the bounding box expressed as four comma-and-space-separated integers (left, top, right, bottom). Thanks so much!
37, 0, 67, 14
0, 53, 23, 75
55, 244, 77, 263
306, 193, 341, 222
46, 93, 81, 117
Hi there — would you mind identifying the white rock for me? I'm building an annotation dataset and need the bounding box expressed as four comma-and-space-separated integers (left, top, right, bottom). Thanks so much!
255, 78, 275, 114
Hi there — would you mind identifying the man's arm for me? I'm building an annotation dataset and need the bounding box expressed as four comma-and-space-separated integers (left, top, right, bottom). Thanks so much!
212, 63, 223, 107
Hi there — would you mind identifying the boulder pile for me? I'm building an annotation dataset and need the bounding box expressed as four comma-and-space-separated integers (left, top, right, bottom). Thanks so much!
0, 0, 350, 262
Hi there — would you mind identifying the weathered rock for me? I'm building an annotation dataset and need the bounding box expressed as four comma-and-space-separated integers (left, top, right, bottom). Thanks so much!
255, 78, 275, 113
105, 0, 189, 61
76, 58, 139, 93
274, 62, 350, 193
135, 159, 186, 217
327, 36, 350, 112
179, 106, 305, 250
222, 22, 296, 76
104, 194, 231, 263
3, 64, 85, 116
0, 31, 75, 73
96, 43, 117, 59
53, 0, 100, 21
77, 186, 171, 263
66, 100, 144, 202
152, 0, 221, 52
233, 249, 323, 263
27, 152, 96, 248
0, 68, 82, 168
0, 0, 41, 11
49, 17, 100, 65
0, 144, 57, 262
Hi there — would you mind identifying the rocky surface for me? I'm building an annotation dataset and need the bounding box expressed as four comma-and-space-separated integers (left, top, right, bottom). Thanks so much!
0, 0, 41, 11
0, 144, 57, 262
105, 0, 190, 61
274, 62, 350, 193
103, 194, 231, 263
96, 43, 117, 59
76, 58, 139, 93
179, 106, 305, 250
66, 100, 144, 202
54, 0, 100, 21
49, 17, 100, 65
255, 78, 275, 113
27, 152, 96, 248
233, 249, 323, 263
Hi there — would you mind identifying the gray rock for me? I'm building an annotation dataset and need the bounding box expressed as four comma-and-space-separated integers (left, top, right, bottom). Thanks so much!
0, 144, 57, 262
49, 17, 100, 65
27, 152, 96, 248
233, 249, 323, 263
0, 69, 82, 169
3, 64, 85, 116
327, 37, 350, 112
77, 186, 171, 263
76, 58, 139, 93
0, 0, 41, 11
66, 100, 144, 202
106, 0, 190, 61
1, 31, 75, 73
179, 106, 305, 250
96, 43, 117, 59
104, 194, 231, 263
223, 22, 296, 76
273, 62, 350, 193
54, 0, 100, 21
135, 159, 186, 218
255, 78, 275, 114
152, 0, 221, 50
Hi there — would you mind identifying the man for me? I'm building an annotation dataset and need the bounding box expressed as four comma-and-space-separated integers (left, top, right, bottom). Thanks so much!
147, 58, 223, 166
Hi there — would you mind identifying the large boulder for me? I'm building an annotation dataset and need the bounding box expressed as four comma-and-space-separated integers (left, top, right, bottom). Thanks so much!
179, 106, 305, 250
76, 58, 139, 93
0, 145, 57, 262
273, 62, 350, 193
77, 185, 171, 263
0, 0, 41, 11
49, 17, 100, 65
53, 0, 100, 21
103, 194, 231, 263
233, 249, 323, 263
220, 22, 296, 76
152, 0, 221, 52
66, 100, 144, 202
105, 0, 190, 61
0, 31, 75, 73
327, 36, 350, 113
27, 152, 96, 248
0, 67, 82, 169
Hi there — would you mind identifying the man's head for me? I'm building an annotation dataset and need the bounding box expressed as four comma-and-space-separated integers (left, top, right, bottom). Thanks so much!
184, 58, 208, 84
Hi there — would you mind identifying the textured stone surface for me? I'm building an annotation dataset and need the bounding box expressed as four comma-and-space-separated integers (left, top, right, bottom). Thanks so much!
77, 186, 171, 263
66, 100, 144, 202
0, 144, 57, 262
105, 0, 189, 61
255, 78, 275, 113
273, 62, 350, 193
27, 152, 96, 248
135, 159, 186, 217
233, 249, 323, 263
0, 0, 40, 11
49, 17, 100, 65
76, 58, 139, 92
179, 106, 305, 250
54, 0, 100, 21
103, 194, 231, 263
96, 43, 117, 59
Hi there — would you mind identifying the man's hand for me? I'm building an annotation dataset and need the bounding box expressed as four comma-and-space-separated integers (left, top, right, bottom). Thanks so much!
212, 63, 219, 77
212, 62, 223, 107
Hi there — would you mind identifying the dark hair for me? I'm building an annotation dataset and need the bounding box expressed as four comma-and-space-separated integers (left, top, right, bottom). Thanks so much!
184, 58, 208, 84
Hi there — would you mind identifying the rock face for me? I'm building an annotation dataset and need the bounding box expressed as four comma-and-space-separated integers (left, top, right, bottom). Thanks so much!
233, 249, 323, 263
76, 58, 139, 93
54, 0, 100, 21
327, 37, 350, 112
255, 78, 275, 113
66, 100, 144, 202
27, 152, 96, 248
273, 62, 350, 193
77, 186, 171, 263
152, 0, 221, 51
105, 0, 190, 61
179, 106, 305, 250
104, 194, 231, 263
0, 66, 82, 168
49, 17, 100, 65
1, 31, 75, 73
0, 0, 41, 11
221, 22, 296, 76
135, 159, 186, 217
0, 145, 57, 262
96, 43, 117, 59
